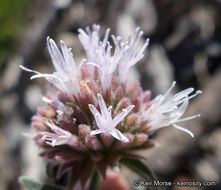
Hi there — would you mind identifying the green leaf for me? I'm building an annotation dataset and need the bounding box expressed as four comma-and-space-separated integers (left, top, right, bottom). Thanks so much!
19, 176, 64, 190
120, 158, 158, 190
88, 170, 100, 190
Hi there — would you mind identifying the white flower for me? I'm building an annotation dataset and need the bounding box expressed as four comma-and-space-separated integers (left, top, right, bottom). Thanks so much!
144, 81, 202, 137
78, 24, 110, 63
79, 24, 121, 91
118, 27, 149, 83
78, 25, 149, 89
89, 94, 134, 142
89, 40, 123, 91
42, 97, 73, 123
41, 121, 77, 147
20, 37, 83, 96
42, 96, 65, 109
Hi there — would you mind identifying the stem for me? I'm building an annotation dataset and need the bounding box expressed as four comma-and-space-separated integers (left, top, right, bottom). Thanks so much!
88, 169, 100, 190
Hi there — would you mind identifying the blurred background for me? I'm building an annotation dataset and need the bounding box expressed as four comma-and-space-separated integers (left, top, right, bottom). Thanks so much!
0, 0, 221, 189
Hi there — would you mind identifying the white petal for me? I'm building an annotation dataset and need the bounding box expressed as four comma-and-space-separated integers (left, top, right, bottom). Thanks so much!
19, 65, 61, 84
110, 129, 129, 142
150, 95, 164, 110
176, 114, 200, 123
107, 106, 112, 113
60, 40, 76, 71
88, 104, 101, 118
88, 104, 105, 129
138, 38, 150, 56
77, 59, 86, 73
90, 129, 102, 135
171, 88, 194, 102
102, 28, 110, 46
113, 105, 134, 126
45, 121, 71, 137
19, 65, 40, 75
47, 37, 65, 74
169, 98, 189, 121
188, 90, 203, 100
149, 114, 169, 130
97, 94, 109, 119
30, 73, 58, 80
161, 81, 176, 102
87, 62, 103, 71
118, 28, 149, 83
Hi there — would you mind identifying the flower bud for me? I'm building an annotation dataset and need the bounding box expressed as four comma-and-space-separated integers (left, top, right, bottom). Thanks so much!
37, 107, 56, 118
91, 153, 103, 162
126, 81, 139, 94
130, 83, 141, 99
78, 124, 91, 137
115, 86, 124, 101
86, 136, 102, 151
140, 140, 155, 149
111, 76, 118, 90
142, 90, 151, 102
32, 121, 48, 131
115, 97, 131, 113
32, 115, 48, 130
133, 133, 148, 146
57, 92, 70, 102
113, 133, 134, 150
79, 80, 96, 105
81, 64, 92, 79
140, 121, 151, 133
101, 134, 114, 147
126, 113, 138, 127
132, 97, 142, 112
86, 79, 99, 94
144, 101, 153, 110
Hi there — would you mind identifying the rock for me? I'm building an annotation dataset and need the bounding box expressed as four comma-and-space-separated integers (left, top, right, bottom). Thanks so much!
127, 0, 157, 34
195, 159, 219, 181
0, 56, 23, 90
144, 45, 174, 95
24, 85, 43, 112
21, 128, 45, 180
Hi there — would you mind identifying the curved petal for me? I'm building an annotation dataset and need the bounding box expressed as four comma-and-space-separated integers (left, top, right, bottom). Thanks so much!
113, 105, 134, 126
88, 104, 101, 118
60, 40, 76, 72
171, 88, 194, 102
19, 65, 41, 75
90, 129, 102, 135
172, 124, 194, 138
97, 94, 109, 119
169, 98, 189, 122
110, 129, 129, 142
47, 37, 65, 74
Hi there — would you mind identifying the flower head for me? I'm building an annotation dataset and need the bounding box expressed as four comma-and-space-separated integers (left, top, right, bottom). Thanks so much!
79, 24, 121, 91
78, 25, 150, 90
20, 24, 201, 189
144, 81, 202, 137
20, 37, 83, 96
117, 27, 149, 83
78, 24, 110, 63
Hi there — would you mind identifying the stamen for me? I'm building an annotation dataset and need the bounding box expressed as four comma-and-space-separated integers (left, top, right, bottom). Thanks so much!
173, 124, 194, 137
189, 90, 202, 100
163, 81, 176, 100
176, 114, 200, 123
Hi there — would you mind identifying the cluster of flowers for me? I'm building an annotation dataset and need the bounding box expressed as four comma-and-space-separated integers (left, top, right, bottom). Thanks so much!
20, 24, 201, 188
